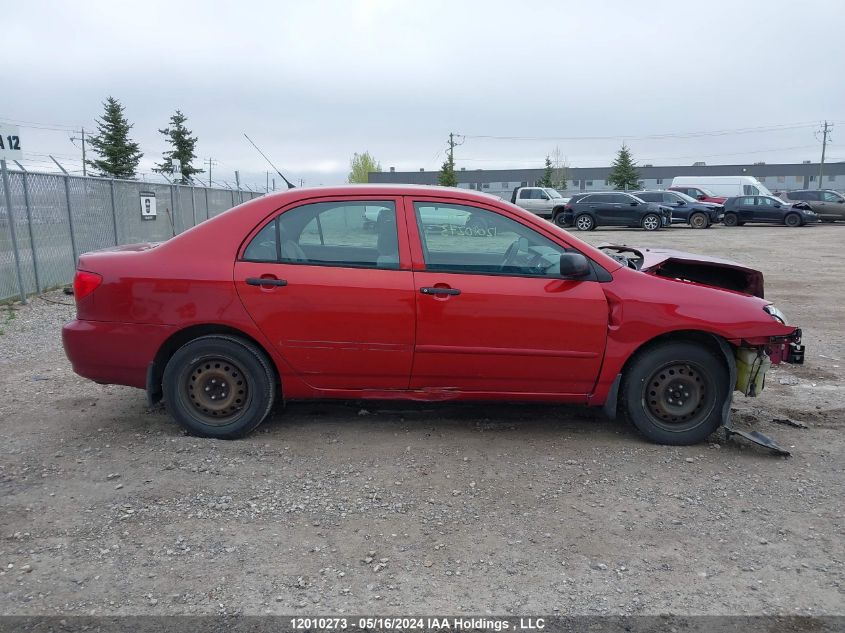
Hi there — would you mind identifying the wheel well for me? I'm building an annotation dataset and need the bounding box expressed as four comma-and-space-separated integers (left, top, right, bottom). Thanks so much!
147, 324, 280, 404
621, 331, 730, 376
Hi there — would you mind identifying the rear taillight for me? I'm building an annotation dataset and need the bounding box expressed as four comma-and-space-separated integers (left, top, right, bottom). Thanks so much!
73, 270, 102, 300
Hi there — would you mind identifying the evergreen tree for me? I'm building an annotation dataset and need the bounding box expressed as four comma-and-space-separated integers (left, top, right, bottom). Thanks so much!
347, 151, 381, 183
438, 151, 457, 187
154, 110, 203, 184
607, 143, 640, 190
538, 156, 554, 187
87, 97, 143, 179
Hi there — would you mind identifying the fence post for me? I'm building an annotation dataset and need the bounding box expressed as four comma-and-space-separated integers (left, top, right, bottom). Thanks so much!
63, 174, 79, 266
109, 179, 119, 245
204, 187, 210, 219
190, 186, 197, 227
230, 189, 236, 208
21, 170, 41, 293
0, 159, 27, 303
170, 185, 177, 236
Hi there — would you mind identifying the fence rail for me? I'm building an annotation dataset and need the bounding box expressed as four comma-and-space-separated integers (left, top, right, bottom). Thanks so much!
0, 169, 264, 302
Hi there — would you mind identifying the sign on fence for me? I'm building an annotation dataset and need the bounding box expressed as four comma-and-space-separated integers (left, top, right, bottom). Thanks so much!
0, 123, 23, 161
139, 191, 157, 220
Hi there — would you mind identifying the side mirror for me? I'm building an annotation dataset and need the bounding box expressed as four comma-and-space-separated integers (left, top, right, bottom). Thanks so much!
675, 201, 684, 206
630, 201, 638, 206
774, 203, 781, 208
559, 252, 591, 278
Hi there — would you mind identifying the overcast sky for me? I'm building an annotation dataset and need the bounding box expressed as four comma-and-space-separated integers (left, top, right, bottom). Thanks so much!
3, 0, 844, 188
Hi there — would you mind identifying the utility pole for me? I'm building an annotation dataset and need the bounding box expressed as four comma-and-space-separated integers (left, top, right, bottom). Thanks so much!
818, 121, 831, 189
206, 157, 217, 187
448, 132, 455, 166
70, 127, 88, 176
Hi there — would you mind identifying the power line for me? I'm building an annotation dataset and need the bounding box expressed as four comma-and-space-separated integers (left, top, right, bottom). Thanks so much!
0, 115, 80, 132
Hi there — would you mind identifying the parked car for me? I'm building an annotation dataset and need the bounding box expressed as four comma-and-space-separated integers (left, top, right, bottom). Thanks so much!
63, 185, 803, 447
510, 186, 568, 219
632, 190, 724, 229
778, 189, 845, 222
722, 195, 818, 227
668, 185, 727, 205
671, 176, 773, 198
557, 192, 672, 231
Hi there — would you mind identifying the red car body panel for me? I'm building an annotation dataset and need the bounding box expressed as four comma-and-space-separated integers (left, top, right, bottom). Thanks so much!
62, 185, 799, 408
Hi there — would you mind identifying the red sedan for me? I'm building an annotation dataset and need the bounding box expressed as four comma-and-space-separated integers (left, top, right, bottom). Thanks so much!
63, 185, 803, 445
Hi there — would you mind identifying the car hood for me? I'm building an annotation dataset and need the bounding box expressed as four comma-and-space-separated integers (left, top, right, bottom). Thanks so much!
599, 244, 765, 298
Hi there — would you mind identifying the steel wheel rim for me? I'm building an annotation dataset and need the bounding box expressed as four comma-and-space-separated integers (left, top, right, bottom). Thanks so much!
785, 214, 800, 227
576, 216, 592, 230
691, 214, 707, 229
724, 214, 737, 226
185, 357, 248, 426
643, 215, 659, 230
643, 361, 712, 432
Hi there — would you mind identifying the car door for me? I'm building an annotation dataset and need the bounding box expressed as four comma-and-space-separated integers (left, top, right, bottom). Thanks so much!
613, 193, 643, 225
234, 197, 416, 390
821, 191, 845, 220
734, 196, 756, 222
753, 196, 781, 223
590, 193, 622, 224
406, 198, 608, 395
662, 192, 688, 222
517, 188, 538, 213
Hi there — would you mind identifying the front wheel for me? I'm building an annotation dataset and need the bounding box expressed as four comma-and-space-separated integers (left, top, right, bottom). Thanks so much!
553, 213, 570, 228
620, 342, 728, 445
723, 212, 738, 227
641, 213, 661, 231
574, 214, 595, 231
162, 335, 276, 439
689, 212, 709, 229
784, 212, 802, 227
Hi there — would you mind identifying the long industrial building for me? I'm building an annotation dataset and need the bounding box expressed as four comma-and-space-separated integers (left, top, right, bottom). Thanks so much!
369, 161, 845, 198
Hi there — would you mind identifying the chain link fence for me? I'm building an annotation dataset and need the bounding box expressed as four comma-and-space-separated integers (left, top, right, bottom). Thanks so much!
0, 169, 264, 301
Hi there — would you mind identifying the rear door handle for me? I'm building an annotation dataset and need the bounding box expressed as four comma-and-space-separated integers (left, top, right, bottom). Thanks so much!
246, 277, 288, 287
420, 287, 460, 296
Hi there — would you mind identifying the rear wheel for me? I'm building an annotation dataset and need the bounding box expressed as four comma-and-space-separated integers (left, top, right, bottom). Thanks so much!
723, 212, 738, 227
575, 214, 595, 231
621, 341, 728, 445
689, 212, 709, 229
784, 212, 802, 227
162, 335, 276, 439
641, 213, 661, 231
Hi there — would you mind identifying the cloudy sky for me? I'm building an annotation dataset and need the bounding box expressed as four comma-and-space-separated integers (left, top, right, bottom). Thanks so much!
3, 0, 844, 188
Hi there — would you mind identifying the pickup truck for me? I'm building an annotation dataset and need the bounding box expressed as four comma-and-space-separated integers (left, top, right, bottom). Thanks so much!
510, 187, 569, 219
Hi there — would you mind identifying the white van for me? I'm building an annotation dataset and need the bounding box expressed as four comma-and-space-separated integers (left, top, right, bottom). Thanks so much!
670, 176, 773, 198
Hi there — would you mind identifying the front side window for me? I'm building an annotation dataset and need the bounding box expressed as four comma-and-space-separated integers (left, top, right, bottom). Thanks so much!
244, 200, 400, 269
743, 185, 760, 195
414, 202, 569, 277
519, 188, 533, 199
663, 192, 682, 204
636, 192, 659, 202
823, 191, 843, 202
758, 197, 777, 206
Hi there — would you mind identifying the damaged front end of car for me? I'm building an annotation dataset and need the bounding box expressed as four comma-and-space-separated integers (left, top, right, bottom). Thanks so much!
600, 244, 806, 455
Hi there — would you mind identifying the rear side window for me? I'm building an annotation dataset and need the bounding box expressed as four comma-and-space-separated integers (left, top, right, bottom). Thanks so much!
243, 219, 278, 262
244, 201, 400, 269
637, 193, 659, 202
737, 197, 755, 206
519, 189, 533, 199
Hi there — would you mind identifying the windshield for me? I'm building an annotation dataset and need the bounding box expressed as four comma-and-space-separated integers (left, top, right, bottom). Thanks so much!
545, 189, 563, 198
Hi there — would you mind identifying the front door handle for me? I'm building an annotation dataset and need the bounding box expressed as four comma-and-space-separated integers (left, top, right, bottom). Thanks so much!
246, 277, 288, 287
420, 287, 460, 296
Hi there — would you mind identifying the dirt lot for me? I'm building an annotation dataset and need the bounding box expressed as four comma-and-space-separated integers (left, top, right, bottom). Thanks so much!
1, 223, 843, 617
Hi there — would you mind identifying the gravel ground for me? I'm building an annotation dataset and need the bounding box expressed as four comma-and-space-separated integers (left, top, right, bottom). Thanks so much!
0, 223, 843, 616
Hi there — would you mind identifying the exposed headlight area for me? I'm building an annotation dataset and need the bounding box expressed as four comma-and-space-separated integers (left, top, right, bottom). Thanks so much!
764, 304, 786, 324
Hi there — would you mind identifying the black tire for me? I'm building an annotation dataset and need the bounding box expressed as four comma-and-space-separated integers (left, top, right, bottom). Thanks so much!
689, 212, 709, 229
641, 213, 661, 231
162, 335, 276, 439
723, 213, 738, 227
784, 212, 802, 228
620, 341, 728, 446
574, 214, 595, 231
553, 213, 570, 228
